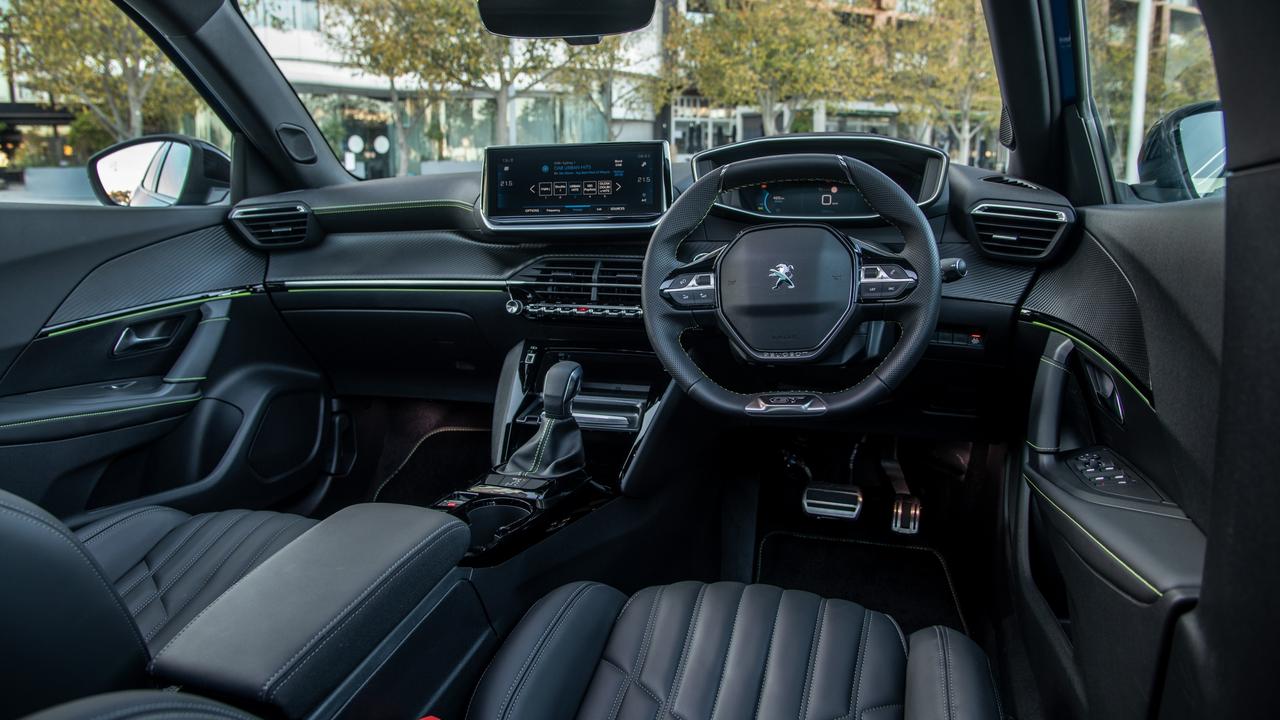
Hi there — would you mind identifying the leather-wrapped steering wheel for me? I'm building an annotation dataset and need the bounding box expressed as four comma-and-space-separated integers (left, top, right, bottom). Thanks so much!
642, 153, 940, 417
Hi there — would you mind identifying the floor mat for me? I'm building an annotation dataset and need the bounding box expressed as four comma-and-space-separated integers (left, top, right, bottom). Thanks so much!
755, 531, 967, 635
371, 427, 491, 506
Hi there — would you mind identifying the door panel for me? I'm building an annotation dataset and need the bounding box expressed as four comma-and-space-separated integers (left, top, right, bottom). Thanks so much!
1010, 196, 1222, 720
0, 203, 330, 518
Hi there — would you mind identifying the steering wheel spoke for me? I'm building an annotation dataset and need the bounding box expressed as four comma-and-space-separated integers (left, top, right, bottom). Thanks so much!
659, 270, 719, 311
857, 262, 918, 304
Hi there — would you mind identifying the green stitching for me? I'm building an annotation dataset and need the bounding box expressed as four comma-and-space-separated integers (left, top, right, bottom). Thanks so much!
0, 397, 201, 430
313, 199, 473, 215
198, 317, 231, 325
1024, 474, 1163, 598
1025, 439, 1058, 452
163, 377, 206, 383
1028, 320, 1153, 408
48, 293, 251, 337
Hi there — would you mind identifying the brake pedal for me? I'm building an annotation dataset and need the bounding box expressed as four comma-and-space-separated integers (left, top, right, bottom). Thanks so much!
802, 483, 864, 520
891, 494, 922, 534
882, 444, 921, 534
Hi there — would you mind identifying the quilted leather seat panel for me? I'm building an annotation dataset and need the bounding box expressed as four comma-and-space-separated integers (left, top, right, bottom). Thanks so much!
470, 581, 1000, 720
74, 506, 317, 652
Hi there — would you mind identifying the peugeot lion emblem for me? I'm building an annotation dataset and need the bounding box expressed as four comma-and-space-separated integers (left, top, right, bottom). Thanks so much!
769, 263, 796, 290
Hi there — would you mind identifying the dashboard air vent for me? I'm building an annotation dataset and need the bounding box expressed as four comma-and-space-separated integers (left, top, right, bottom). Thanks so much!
510, 257, 644, 319
968, 203, 1071, 261
229, 203, 318, 249
982, 175, 1039, 191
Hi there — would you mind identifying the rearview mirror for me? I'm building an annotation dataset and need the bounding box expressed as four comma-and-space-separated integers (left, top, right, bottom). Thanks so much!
1135, 101, 1225, 201
88, 135, 231, 207
477, 0, 655, 43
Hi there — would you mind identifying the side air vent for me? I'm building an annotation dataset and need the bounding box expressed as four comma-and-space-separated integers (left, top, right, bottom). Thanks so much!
982, 175, 1040, 191
229, 203, 319, 249
968, 203, 1072, 262
509, 256, 644, 319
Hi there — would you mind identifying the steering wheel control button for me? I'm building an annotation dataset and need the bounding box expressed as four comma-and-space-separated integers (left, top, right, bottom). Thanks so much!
745, 394, 828, 415
661, 273, 717, 309
860, 264, 918, 301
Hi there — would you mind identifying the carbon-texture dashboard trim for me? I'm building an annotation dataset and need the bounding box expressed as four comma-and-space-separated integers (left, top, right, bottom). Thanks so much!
1022, 233, 1151, 387
48, 225, 265, 326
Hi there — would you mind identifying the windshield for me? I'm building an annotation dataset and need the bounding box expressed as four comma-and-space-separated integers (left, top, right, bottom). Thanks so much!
246, 0, 1006, 179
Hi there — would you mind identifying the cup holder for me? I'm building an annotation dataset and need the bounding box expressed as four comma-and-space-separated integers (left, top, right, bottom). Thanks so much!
465, 499, 533, 549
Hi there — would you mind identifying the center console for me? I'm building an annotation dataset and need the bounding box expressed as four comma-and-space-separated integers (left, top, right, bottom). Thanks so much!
432, 343, 668, 564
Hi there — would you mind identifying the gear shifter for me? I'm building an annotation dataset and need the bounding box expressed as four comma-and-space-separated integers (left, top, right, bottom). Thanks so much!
495, 361, 586, 486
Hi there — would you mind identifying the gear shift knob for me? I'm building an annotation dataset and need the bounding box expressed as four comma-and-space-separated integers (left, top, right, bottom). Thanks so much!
541, 361, 582, 420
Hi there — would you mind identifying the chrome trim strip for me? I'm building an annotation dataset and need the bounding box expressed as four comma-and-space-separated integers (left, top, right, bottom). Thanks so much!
970, 203, 1068, 222
479, 141, 672, 233
689, 134, 950, 221
40, 287, 259, 337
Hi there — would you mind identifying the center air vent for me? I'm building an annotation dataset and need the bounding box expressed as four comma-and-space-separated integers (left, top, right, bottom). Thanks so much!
968, 203, 1072, 262
229, 203, 318, 249
509, 257, 644, 319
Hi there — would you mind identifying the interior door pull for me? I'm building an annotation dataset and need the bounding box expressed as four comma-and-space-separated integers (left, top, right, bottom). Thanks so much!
114, 323, 177, 355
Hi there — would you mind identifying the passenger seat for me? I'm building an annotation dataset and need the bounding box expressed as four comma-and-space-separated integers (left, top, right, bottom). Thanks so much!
0, 489, 315, 718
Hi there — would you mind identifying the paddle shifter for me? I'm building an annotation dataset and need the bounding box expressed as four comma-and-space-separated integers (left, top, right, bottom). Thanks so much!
493, 361, 586, 488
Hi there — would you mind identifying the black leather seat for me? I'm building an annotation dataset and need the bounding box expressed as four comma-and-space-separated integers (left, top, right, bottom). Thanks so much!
0, 489, 314, 719
468, 581, 1002, 720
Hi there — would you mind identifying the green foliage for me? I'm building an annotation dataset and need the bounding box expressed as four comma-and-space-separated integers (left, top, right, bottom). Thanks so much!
9, 0, 200, 142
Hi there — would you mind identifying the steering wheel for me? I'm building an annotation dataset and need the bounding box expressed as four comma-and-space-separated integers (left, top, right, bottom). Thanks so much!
642, 153, 940, 417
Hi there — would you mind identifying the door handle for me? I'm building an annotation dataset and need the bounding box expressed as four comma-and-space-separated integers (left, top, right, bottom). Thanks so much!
113, 319, 180, 355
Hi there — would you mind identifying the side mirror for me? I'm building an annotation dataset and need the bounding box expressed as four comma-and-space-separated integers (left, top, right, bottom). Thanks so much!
1135, 100, 1225, 201
88, 135, 231, 207
477, 0, 655, 43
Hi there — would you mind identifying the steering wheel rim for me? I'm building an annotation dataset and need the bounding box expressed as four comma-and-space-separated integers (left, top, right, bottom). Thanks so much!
642, 153, 941, 417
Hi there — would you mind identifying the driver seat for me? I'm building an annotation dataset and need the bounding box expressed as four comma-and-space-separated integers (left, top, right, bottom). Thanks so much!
468, 581, 1001, 720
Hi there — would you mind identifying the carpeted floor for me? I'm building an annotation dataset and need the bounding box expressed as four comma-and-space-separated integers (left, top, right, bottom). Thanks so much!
755, 530, 967, 635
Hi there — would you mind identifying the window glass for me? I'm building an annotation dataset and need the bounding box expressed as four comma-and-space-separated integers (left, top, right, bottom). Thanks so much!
1085, 0, 1223, 201
248, 0, 1007, 178
0, 0, 230, 204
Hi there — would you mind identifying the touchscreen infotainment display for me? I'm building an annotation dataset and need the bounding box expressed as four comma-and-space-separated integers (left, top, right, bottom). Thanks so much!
484, 142, 666, 221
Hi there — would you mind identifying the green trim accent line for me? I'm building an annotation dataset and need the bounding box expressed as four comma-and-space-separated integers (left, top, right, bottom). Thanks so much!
1028, 320, 1153, 408
313, 199, 474, 215
48, 293, 251, 337
1024, 474, 1163, 599
1025, 439, 1059, 452
285, 287, 503, 294
0, 396, 202, 431
197, 317, 231, 325
163, 377, 206, 383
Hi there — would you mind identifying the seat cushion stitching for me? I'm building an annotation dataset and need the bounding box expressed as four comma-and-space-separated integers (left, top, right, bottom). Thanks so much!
600, 656, 665, 707
858, 702, 903, 719
836, 608, 872, 720
751, 588, 785, 720
799, 598, 827, 720
130, 511, 249, 619
708, 584, 748, 720
116, 514, 217, 597
231, 516, 308, 582
503, 583, 605, 720
943, 629, 956, 720
265, 523, 468, 701
491, 582, 595, 719
659, 583, 708, 720
78, 506, 169, 545
885, 615, 908, 659
611, 585, 666, 718
0, 503, 150, 660
142, 513, 275, 641
934, 626, 949, 720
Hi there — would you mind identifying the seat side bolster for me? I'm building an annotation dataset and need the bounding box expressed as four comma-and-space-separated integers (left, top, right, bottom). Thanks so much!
468, 581, 628, 720
904, 626, 1003, 720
